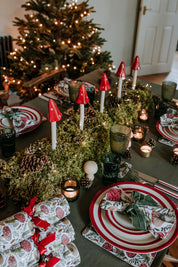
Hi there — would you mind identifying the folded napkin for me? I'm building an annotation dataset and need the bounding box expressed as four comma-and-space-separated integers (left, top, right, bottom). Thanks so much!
38, 242, 81, 267
160, 114, 178, 129
37, 217, 75, 255
82, 224, 156, 267
0, 238, 40, 267
13, 116, 36, 133
100, 186, 176, 239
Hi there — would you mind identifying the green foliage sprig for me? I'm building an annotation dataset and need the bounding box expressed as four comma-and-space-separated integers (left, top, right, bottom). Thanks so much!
0, 84, 154, 204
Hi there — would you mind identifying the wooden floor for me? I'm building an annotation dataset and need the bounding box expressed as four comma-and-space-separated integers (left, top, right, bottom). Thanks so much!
138, 51, 178, 89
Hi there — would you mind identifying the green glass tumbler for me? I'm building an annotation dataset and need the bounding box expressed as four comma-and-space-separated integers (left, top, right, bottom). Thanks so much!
110, 125, 131, 154
161, 81, 177, 102
0, 128, 16, 158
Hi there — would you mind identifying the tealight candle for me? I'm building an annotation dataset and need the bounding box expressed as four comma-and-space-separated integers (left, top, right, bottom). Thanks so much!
140, 145, 152, 158
173, 147, 178, 155
139, 109, 148, 122
133, 126, 145, 141
61, 178, 80, 202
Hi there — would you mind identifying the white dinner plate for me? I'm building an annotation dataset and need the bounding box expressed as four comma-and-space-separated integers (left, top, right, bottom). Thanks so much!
156, 116, 178, 144
90, 182, 178, 253
0, 105, 43, 135
54, 79, 96, 98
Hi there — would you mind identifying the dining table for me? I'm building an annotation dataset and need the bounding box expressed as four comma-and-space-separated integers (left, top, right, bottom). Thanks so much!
0, 68, 178, 267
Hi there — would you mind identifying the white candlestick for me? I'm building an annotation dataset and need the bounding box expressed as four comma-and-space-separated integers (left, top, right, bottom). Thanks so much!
80, 104, 84, 130
100, 91, 105, 113
51, 121, 56, 150
132, 70, 137, 90
117, 77, 122, 98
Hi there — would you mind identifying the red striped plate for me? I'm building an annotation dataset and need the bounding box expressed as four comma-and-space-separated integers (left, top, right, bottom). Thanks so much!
156, 116, 178, 144
0, 105, 42, 135
90, 182, 178, 253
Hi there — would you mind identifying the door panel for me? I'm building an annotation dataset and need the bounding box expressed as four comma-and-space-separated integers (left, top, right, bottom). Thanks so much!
134, 0, 178, 75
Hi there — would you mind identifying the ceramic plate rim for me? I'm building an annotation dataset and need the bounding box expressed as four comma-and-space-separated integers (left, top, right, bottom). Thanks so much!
156, 115, 178, 144
0, 105, 43, 135
90, 182, 178, 253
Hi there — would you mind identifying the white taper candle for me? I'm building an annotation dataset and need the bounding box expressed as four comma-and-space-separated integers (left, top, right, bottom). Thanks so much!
117, 77, 122, 98
51, 121, 56, 150
80, 104, 84, 130
100, 91, 105, 113
132, 70, 137, 90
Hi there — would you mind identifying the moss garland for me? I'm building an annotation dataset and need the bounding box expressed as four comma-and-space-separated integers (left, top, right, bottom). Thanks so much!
0, 83, 154, 204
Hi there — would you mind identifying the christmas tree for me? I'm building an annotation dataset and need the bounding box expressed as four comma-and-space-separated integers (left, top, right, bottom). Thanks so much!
1, 0, 113, 99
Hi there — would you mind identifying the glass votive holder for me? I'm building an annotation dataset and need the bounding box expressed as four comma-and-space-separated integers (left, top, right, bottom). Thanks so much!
61, 178, 80, 202
161, 81, 177, 102
139, 109, 148, 122
69, 80, 82, 103
140, 145, 152, 158
0, 128, 16, 158
110, 125, 131, 155
101, 152, 121, 186
133, 126, 145, 142
173, 147, 178, 156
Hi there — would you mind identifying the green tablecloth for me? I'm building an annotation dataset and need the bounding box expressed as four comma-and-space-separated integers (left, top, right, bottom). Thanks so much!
0, 69, 178, 267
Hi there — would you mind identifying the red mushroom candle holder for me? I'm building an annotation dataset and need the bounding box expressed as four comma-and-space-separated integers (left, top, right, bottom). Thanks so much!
99, 73, 111, 113
76, 84, 89, 130
115, 61, 126, 99
47, 99, 62, 150
131, 56, 141, 90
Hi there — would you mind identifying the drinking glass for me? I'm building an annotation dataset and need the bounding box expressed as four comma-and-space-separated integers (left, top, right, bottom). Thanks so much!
0, 128, 16, 158
110, 125, 131, 154
161, 81, 177, 102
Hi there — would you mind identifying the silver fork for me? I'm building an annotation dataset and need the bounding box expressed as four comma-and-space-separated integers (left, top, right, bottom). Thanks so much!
129, 170, 178, 200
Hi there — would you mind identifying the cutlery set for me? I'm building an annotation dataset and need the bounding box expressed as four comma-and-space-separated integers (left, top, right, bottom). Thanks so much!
130, 169, 178, 200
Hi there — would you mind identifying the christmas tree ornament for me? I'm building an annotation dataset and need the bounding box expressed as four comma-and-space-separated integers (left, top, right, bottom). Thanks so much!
76, 84, 89, 130
99, 73, 111, 113
83, 161, 98, 182
47, 99, 62, 150
131, 56, 141, 90
115, 61, 126, 99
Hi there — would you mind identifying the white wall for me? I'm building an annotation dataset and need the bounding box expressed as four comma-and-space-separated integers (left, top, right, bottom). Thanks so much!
89, 0, 138, 72
0, 0, 138, 73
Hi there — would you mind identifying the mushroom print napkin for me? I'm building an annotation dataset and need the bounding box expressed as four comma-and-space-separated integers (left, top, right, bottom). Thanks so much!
160, 113, 178, 129
0, 211, 34, 252
37, 217, 75, 255
33, 195, 70, 227
82, 224, 156, 267
0, 238, 40, 267
38, 242, 81, 267
100, 186, 176, 238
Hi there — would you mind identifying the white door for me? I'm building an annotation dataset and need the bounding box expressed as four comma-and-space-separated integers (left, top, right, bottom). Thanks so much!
134, 0, 178, 75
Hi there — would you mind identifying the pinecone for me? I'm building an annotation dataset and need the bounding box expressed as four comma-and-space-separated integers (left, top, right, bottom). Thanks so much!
122, 150, 131, 159
80, 177, 92, 189
20, 154, 49, 173
0, 188, 6, 209
73, 135, 82, 144
170, 154, 178, 165
0, 159, 6, 169
24, 144, 36, 155
84, 106, 96, 125
145, 138, 156, 149
106, 95, 121, 108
